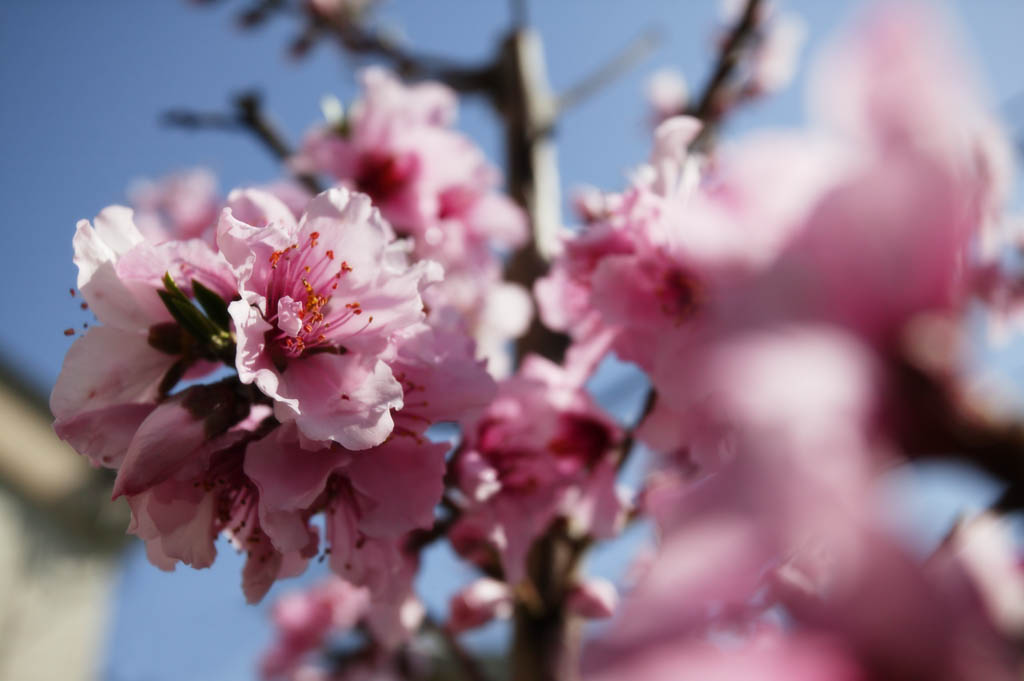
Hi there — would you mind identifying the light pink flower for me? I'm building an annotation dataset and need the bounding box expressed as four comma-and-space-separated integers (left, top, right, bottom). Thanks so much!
645, 69, 688, 125
294, 68, 525, 263
947, 513, 1024, 640
294, 68, 527, 363
642, 325, 880, 478
567, 578, 618, 619
538, 123, 837, 376
447, 578, 513, 633
51, 205, 234, 468
130, 168, 221, 243
219, 187, 440, 449
261, 578, 371, 679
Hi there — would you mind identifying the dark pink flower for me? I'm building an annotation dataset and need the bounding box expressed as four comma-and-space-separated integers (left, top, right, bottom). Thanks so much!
451, 356, 624, 582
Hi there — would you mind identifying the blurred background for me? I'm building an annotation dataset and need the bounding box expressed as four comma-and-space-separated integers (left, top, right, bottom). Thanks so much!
0, 1, 1023, 679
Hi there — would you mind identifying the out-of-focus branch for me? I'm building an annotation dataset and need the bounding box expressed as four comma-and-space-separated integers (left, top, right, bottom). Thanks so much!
556, 28, 663, 114
406, 493, 461, 552
497, 29, 570, 366
163, 91, 324, 194
892, 357, 1024, 512
423, 616, 492, 681
616, 388, 657, 472
688, 0, 764, 149
312, 14, 493, 93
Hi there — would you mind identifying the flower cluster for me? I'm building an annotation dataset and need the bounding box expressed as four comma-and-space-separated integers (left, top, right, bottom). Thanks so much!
568, 4, 1024, 679
295, 67, 532, 376
49, 1, 1024, 679
53, 185, 496, 608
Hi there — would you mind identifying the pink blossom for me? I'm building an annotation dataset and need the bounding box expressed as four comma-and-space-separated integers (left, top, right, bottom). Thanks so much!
51, 205, 234, 468
645, 68, 688, 124
243, 423, 446, 598
130, 168, 221, 243
641, 325, 881, 478
261, 578, 371, 679
947, 513, 1024, 640
588, 636, 868, 681
293, 68, 528, 364
386, 320, 497, 429
589, 322, 1018, 680
589, 448, 1018, 681
447, 578, 513, 633
538, 123, 837, 376
567, 578, 618, 619
545, 1, 1013, 389
219, 187, 440, 449
122, 402, 318, 603
294, 68, 525, 263
451, 356, 623, 582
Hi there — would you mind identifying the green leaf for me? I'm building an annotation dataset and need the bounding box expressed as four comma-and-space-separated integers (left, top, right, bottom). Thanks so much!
191, 279, 231, 331
157, 289, 220, 345
158, 271, 236, 363
162, 272, 187, 299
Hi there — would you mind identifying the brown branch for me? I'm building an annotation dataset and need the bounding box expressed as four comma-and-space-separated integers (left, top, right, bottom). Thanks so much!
423, 616, 492, 681
406, 493, 462, 552
312, 14, 493, 93
616, 388, 657, 472
687, 0, 764, 149
163, 91, 324, 195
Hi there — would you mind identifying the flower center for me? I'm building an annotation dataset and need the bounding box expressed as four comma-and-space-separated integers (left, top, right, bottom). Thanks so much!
264, 231, 371, 358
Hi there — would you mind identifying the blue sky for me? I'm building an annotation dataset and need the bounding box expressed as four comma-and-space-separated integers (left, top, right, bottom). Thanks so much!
2, 1, 1023, 680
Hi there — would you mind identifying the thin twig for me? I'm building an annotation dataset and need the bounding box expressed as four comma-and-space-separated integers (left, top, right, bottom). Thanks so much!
556, 27, 663, 114
688, 0, 764, 149
163, 92, 324, 195
616, 388, 657, 472
234, 92, 324, 194
423, 616, 492, 681
406, 493, 462, 551
161, 110, 239, 130
313, 14, 493, 93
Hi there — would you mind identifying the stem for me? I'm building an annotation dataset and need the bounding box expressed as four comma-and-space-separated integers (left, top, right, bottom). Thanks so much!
510, 521, 583, 681
423, 617, 492, 681
496, 29, 571, 364
163, 92, 324, 195
313, 13, 492, 93
616, 388, 657, 472
688, 0, 764, 150
233, 92, 324, 195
